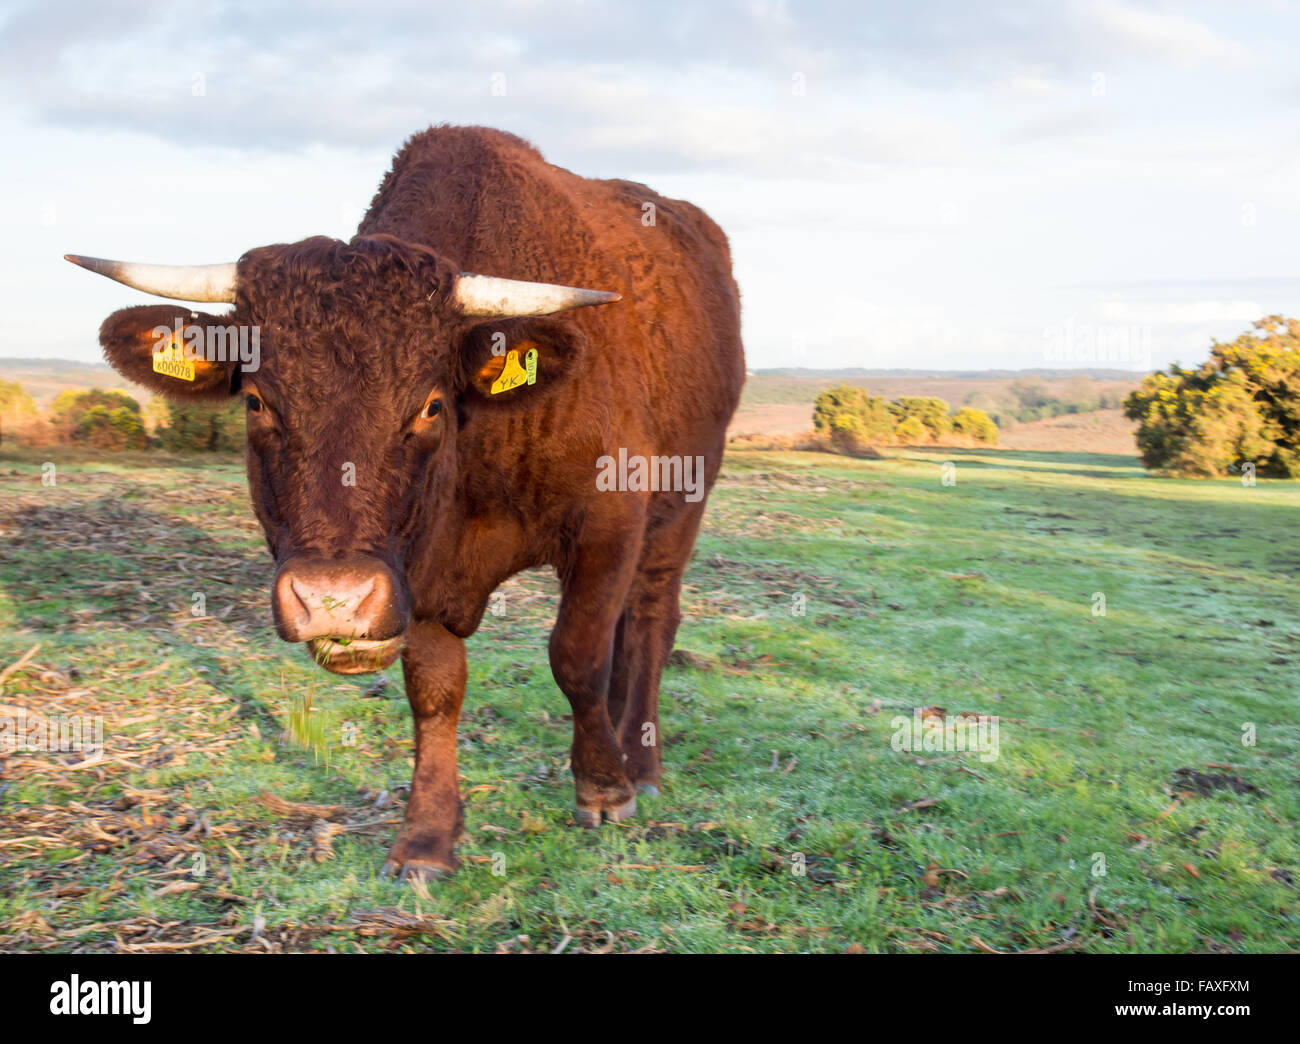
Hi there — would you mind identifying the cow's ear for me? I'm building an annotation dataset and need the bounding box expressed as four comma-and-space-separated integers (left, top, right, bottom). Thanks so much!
453, 316, 587, 410
100, 304, 243, 400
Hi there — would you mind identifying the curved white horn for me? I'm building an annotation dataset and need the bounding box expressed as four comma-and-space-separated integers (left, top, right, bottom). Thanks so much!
453, 273, 621, 317
64, 254, 237, 303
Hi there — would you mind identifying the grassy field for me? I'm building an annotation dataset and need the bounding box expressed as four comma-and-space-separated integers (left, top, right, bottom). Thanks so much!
995, 408, 1138, 455
0, 444, 1296, 953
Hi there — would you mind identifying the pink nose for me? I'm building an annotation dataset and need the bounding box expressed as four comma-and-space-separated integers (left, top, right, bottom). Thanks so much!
272, 556, 405, 642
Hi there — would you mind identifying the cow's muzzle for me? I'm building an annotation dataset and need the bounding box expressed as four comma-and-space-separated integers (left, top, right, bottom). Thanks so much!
272, 555, 408, 674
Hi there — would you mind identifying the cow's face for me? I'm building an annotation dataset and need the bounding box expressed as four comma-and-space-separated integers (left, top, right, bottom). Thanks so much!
82, 235, 614, 674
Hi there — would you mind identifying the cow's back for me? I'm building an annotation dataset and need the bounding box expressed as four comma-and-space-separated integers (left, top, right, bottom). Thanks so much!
359, 126, 744, 462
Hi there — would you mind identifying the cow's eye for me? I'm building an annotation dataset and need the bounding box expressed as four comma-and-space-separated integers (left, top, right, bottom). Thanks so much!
246, 394, 263, 413
422, 398, 442, 419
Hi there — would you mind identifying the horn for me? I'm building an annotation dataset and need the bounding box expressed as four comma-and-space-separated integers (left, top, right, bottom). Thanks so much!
64, 254, 237, 303
453, 273, 621, 317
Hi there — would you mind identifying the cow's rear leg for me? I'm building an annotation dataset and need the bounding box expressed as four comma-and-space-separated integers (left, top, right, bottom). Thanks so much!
614, 504, 705, 795
383, 619, 467, 881
550, 537, 640, 826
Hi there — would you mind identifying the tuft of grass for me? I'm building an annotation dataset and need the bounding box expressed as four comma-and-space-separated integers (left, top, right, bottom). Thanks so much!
283, 687, 331, 768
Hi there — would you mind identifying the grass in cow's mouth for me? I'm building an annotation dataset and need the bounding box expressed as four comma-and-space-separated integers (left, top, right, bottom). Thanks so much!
307, 636, 404, 676
0, 445, 1296, 952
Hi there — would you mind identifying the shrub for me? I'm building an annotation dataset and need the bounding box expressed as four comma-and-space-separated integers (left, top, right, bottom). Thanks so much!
50, 389, 147, 449
140, 395, 172, 435
890, 397, 952, 440
0, 380, 37, 420
893, 415, 927, 444
952, 407, 998, 444
0, 380, 40, 445
813, 385, 895, 444
159, 399, 245, 452
829, 413, 875, 456
1126, 367, 1273, 477
814, 387, 999, 456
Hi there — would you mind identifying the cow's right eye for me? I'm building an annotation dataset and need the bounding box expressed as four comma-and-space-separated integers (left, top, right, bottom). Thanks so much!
246, 394, 263, 413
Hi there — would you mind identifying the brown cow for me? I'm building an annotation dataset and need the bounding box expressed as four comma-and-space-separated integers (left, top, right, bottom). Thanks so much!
68, 125, 745, 880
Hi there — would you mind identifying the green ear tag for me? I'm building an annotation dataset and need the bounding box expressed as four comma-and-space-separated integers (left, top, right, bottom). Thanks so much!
525, 347, 538, 386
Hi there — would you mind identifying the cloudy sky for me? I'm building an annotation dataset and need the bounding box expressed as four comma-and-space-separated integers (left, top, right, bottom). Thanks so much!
2, 0, 1299, 371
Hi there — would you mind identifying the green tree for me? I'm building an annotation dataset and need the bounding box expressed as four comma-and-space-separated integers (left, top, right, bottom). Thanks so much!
1125, 359, 1278, 477
1208, 315, 1300, 475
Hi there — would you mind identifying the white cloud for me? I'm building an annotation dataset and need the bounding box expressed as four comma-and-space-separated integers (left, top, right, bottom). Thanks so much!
1099, 300, 1264, 325
993, 71, 1062, 99
1091, 1, 1250, 67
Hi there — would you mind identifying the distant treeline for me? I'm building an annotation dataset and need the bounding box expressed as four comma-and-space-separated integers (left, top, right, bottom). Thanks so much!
755, 367, 1143, 380
964, 377, 1128, 426
742, 372, 1133, 415
0, 382, 242, 452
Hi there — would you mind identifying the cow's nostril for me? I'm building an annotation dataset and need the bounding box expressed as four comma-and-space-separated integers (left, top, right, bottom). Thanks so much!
284, 573, 382, 638
287, 577, 311, 618
289, 577, 375, 617
352, 580, 381, 625
273, 557, 407, 644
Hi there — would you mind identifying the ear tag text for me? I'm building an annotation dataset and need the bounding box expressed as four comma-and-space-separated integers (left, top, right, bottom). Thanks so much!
153, 333, 196, 382
490, 348, 528, 395
525, 347, 538, 386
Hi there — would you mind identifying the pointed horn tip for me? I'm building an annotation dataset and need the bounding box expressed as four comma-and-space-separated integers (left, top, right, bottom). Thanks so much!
60, 254, 238, 303
64, 254, 110, 275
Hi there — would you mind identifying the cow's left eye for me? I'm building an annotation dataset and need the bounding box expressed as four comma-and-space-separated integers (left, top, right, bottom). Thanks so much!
422, 399, 442, 419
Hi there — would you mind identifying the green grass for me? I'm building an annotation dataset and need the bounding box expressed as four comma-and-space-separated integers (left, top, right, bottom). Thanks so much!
0, 444, 1296, 952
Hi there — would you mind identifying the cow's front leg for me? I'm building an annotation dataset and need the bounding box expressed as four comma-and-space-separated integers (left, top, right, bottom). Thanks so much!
549, 543, 639, 827
383, 618, 467, 882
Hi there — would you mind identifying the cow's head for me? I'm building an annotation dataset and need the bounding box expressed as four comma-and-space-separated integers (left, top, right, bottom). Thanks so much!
68, 235, 619, 674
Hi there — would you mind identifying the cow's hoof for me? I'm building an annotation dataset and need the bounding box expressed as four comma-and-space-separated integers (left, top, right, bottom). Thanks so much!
636, 783, 660, 797
382, 858, 456, 883
383, 830, 458, 882
575, 793, 637, 828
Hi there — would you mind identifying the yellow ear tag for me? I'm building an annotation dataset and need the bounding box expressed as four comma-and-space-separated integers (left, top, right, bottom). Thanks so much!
153, 334, 196, 382
490, 348, 528, 395
525, 347, 538, 385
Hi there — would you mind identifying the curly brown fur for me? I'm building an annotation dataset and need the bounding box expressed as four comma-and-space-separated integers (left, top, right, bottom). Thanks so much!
93, 125, 746, 875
